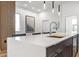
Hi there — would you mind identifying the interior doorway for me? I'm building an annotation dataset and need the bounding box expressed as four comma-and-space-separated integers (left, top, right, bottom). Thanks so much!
65, 16, 77, 35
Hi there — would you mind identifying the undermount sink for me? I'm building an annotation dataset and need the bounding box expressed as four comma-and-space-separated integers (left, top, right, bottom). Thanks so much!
47, 32, 66, 38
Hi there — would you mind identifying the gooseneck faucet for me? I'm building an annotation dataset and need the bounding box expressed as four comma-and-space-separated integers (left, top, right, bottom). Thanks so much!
50, 21, 58, 34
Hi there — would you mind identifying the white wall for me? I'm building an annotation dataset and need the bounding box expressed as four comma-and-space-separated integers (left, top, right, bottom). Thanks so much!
36, 11, 57, 33
16, 8, 37, 34
16, 8, 57, 33
61, 2, 79, 33
16, 1, 62, 33
60, 1, 79, 47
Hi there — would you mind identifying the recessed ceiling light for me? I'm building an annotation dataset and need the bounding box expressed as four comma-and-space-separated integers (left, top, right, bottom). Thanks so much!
29, 1, 32, 3
38, 9, 41, 12
24, 4, 27, 7
32, 7, 34, 9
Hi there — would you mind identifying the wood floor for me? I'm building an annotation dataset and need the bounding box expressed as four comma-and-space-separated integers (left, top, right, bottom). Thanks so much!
76, 49, 79, 57
0, 49, 79, 57
0, 50, 7, 57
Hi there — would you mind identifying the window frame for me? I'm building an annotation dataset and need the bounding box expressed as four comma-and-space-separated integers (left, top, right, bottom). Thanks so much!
15, 13, 21, 32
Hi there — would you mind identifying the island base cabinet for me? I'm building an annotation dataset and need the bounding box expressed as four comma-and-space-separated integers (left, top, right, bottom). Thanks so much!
7, 34, 78, 57
73, 35, 78, 57
46, 37, 73, 57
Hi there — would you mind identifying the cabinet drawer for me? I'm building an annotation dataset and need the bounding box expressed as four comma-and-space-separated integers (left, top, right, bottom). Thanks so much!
46, 45, 57, 57
46, 42, 64, 57
46, 37, 73, 57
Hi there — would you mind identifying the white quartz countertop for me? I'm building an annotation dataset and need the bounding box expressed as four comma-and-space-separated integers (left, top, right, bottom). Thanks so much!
7, 33, 77, 48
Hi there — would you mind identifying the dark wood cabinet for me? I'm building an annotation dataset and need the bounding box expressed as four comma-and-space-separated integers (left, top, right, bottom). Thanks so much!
46, 34, 78, 57
73, 35, 78, 56
78, 34, 79, 52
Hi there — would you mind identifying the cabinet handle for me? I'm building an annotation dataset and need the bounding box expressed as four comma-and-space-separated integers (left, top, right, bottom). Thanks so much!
54, 54, 58, 57
49, 53, 58, 57
56, 48, 63, 54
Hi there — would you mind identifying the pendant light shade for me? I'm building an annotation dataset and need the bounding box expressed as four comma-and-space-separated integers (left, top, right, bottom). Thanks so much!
52, 1, 54, 8
52, 1, 54, 13
58, 5, 60, 15
58, 5, 60, 12
43, 1, 46, 9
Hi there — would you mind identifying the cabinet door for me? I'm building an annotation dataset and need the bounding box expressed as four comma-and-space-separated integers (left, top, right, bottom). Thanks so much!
46, 37, 73, 57
73, 35, 78, 57
60, 37, 73, 57
77, 34, 79, 48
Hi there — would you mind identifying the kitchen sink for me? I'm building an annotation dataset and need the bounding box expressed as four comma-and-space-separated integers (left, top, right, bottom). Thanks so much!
47, 32, 66, 38
47, 35, 64, 38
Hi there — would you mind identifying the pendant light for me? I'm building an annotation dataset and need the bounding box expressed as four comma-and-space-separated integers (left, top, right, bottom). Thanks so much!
52, 1, 54, 13
43, 1, 46, 9
58, 5, 60, 16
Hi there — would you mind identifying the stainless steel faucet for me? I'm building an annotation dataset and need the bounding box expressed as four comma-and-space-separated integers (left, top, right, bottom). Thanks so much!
50, 21, 58, 34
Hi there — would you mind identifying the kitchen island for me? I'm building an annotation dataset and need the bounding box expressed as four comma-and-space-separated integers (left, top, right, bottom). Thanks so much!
7, 33, 78, 57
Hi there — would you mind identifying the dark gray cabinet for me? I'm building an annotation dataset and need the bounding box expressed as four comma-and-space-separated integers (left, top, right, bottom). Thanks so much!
77, 34, 79, 48
73, 35, 78, 56
46, 34, 78, 57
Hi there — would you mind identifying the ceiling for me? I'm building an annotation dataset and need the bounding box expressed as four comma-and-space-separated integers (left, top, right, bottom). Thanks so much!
16, 1, 57, 13
16, 1, 79, 13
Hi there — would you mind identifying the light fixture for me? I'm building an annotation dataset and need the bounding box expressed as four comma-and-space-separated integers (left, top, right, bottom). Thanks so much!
43, 1, 46, 9
52, 1, 54, 13
32, 7, 34, 9
29, 1, 32, 3
58, 12, 60, 16
24, 4, 27, 7
58, 5, 60, 16
38, 9, 41, 12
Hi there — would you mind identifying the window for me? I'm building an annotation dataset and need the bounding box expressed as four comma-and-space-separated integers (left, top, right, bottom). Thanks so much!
66, 16, 77, 34
71, 16, 77, 33
15, 14, 20, 31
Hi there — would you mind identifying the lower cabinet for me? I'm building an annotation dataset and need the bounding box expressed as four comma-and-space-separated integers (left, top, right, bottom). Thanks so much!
46, 34, 78, 57
73, 35, 78, 57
